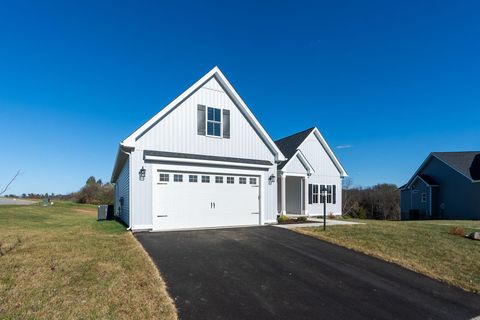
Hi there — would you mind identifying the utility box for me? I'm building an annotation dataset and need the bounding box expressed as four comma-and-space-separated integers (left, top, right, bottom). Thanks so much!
97, 205, 108, 220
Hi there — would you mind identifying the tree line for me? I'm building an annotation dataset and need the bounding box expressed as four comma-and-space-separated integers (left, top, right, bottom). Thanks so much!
6, 176, 114, 205
342, 179, 400, 220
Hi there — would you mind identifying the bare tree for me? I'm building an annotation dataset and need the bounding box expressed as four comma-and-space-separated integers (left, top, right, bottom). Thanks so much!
0, 170, 21, 196
342, 177, 354, 215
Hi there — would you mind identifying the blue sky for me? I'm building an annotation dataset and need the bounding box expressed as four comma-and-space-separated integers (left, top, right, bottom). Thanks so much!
1, 0, 479, 195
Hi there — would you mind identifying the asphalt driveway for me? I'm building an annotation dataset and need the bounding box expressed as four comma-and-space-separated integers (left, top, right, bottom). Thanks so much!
136, 226, 480, 320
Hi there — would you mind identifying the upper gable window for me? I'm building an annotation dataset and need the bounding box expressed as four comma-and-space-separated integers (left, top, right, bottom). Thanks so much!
207, 107, 222, 137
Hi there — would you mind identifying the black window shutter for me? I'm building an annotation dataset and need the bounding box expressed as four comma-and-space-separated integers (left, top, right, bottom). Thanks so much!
223, 109, 230, 139
308, 184, 313, 204
332, 185, 336, 204
197, 105, 206, 135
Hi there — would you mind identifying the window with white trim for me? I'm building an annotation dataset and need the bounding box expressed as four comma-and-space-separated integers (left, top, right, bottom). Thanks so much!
173, 174, 183, 182
227, 177, 234, 184
239, 177, 247, 184
159, 173, 169, 182
189, 175, 197, 183
215, 176, 223, 183
312, 184, 319, 204
207, 107, 221, 137
201, 175, 210, 183
249, 177, 257, 185
421, 192, 427, 203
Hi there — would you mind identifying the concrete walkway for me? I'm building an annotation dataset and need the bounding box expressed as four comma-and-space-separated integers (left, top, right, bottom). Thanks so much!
275, 218, 362, 229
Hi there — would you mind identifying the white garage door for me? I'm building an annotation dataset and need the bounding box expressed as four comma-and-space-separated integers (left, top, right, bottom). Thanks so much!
154, 172, 260, 230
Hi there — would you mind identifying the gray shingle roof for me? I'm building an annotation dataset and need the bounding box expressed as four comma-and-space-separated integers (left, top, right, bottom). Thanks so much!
274, 127, 315, 169
432, 151, 480, 181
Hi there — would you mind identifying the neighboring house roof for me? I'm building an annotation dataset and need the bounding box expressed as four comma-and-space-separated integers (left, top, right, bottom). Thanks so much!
417, 174, 438, 186
111, 66, 286, 182
402, 151, 480, 189
275, 127, 315, 166
432, 152, 480, 182
274, 127, 348, 177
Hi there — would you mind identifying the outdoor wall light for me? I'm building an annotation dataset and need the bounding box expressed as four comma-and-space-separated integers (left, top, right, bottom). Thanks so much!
139, 166, 146, 181
268, 174, 276, 184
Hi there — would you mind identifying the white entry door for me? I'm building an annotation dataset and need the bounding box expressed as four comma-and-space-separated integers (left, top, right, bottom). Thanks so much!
153, 172, 260, 230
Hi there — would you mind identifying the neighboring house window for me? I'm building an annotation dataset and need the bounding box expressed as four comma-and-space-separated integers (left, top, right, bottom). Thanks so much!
312, 184, 319, 204
189, 175, 198, 183
159, 173, 169, 182
207, 107, 222, 137
421, 192, 427, 203
215, 176, 223, 183
239, 177, 247, 184
201, 175, 210, 183
327, 185, 332, 203
174, 174, 183, 182
249, 177, 257, 185
227, 177, 234, 184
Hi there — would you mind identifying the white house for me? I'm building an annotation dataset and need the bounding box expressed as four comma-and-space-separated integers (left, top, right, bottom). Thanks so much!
111, 67, 347, 231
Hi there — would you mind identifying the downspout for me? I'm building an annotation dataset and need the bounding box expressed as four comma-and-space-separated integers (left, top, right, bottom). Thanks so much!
119, 145, 132, 231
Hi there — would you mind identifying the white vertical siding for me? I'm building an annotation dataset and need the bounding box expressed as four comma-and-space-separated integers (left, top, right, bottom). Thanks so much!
129, 150, 154, 229
135, 76, 274, 161
300, 133, 343, 215
115, 159, 130, 226
263, 165, 278, 223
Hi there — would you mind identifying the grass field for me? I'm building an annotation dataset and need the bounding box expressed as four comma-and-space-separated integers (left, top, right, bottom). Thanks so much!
0, 202, 177, 319
297, 219, 480, 293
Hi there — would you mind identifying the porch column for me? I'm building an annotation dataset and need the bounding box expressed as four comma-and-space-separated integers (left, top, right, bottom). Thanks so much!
281, 174, 286, 215
303, 177, 309, 216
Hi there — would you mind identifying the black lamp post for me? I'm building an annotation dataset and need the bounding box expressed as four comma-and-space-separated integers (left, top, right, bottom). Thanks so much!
322, 185, 327, 231
139, 166, 146, 181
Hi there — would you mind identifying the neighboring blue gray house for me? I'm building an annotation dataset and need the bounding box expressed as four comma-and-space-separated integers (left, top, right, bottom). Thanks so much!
400, 152, 480, 220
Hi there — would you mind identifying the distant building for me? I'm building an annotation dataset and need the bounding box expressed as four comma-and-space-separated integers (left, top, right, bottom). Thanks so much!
400, 152, 480, 220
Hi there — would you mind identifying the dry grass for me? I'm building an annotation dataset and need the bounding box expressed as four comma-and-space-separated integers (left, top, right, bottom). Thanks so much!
296, 219, 480, 293
0, 202, 177, 319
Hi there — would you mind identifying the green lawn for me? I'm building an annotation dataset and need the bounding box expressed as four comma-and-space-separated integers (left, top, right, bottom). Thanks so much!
0, 202, 177, 319
297, 219, 480, 293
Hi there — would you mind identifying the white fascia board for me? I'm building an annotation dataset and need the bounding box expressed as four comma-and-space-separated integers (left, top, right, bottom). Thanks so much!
144, 154, 272, 169
280, 150, 313, 175
213, 68, 286, 162
297, 128, 348, 177
121, 66, 286, 162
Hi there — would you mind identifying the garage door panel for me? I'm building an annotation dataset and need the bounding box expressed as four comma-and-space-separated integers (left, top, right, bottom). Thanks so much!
154, 172, 260, 230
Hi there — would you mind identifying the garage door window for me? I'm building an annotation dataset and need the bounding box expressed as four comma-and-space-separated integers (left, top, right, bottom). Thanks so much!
159, 173, 169, 182
201, 175, 210, 183
174, 174, 183, 182
227, 177, 234, 184
215, 176, 223, 183
249, 178, 257, 185
239, 177, 247, 184
189, 175, 197, 183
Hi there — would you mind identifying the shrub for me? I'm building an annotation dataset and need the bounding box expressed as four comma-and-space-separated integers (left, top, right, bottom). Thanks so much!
327, 212, 336, 219
448, 226, 465, 236
277, 215, 290, 223
297, 216, 308, 222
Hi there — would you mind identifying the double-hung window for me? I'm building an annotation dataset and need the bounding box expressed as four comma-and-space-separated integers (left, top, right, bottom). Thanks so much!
207, 107, 222, 137
421, 193, 427, 203
312, 184, 319, 204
